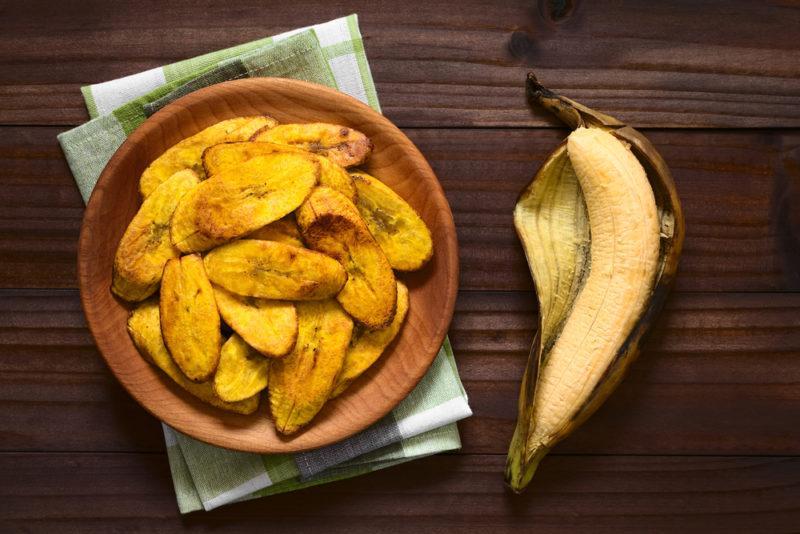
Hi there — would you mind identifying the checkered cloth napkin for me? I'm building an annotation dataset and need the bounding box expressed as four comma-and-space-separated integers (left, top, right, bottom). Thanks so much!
57, 15, 471, 513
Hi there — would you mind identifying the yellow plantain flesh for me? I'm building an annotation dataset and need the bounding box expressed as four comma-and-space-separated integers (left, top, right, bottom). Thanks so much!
127, 299, 258, 414
297, 187, 397, 329
331, 281, 409, 398
213, 334, 271, 402
203, 239, 347, 300
112, 169, 200, 302
170, 152, 318, 252
213, 284, 297, 358
250, 122, 372, 168
160, 254, 221, 382
269, 299, 353, 435
506, 74, 684, 493
139, 116, 276, 197
246, 215, 305, 248
350, 171, 433, 271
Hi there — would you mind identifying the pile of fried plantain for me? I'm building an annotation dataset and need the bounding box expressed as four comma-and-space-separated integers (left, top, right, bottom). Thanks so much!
114, 117, 434, 433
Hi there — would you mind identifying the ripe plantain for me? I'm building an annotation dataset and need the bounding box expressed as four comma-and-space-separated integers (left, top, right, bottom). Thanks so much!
213, 334, 271, 402
160, 254, 221, 382
350, 171, 433, 271
213, 284, 297, 358
506, 74, 684, 493
139, 116, 277, 197
246, 215, 305, 248
170, 152, 318, 252
112, 169, 199, 302
296, 187, 397, 329
250, 122, 372, 168
269, 299, 354, 435
331, 281, 409, 398
127, 299, 258, 414
203, 239, 347, 300
203, 141, 357, 202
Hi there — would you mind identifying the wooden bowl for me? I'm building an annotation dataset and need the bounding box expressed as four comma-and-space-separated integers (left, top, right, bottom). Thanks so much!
78, 78, 459, 453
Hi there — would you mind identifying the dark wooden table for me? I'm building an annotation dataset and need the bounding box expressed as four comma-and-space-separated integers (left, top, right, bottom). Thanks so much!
2, 1, 799, 531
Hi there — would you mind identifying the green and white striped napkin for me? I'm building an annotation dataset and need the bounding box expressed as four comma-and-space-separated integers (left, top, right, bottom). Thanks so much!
57, 15, 471, 514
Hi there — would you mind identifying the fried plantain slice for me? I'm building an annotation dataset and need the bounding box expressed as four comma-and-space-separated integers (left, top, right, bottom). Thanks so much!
203, 141, 357, 202
250, 123, 372, 168
160, 254, 221, 382
213, 334, 271, 402
112, 169, 200, 302
223, 116, 279, 143
170, 152, 318, 252
127, 300, 258, 414
269, 299, 353, 435
331, 281, 409, 398
203, 239, 347, 300
213, 284, 297, 358
297, 187, 397, 329
350, 171, 433, 271
139, 116, 276, 197
246, 215, 305, 248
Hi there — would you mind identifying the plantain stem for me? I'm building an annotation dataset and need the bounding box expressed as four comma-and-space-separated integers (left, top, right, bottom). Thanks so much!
525, 72, 624, 130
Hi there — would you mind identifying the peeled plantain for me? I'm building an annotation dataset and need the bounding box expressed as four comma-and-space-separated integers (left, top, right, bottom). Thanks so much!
331, 280, 409, 398
223, 116, 279, 143
203, 141, 357, 202
297, 187, 397, 329
127, 299, 258, 414
213, 284, 297, 358
203, 239, 347, 300
213, 334, 271, 402
250, 122, 372, 168
170, 152, 318, 252
269, 299, 354, 435
160, 254, 221, 382
505, 74, 684, 493
112, 169, 199, 302
246, 215, 305, 248
350, 171, 433, 271
139, 116, 277, 197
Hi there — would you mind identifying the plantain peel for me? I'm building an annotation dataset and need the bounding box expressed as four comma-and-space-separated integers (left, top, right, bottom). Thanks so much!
160, 254, 221, 382
203, 142, 357, 202
112, 169, 200, 302
139, 116, 276, 197
204, 239, 346, 300
351, 171, 433, 271
214, 334, 271, 402
170, 152, 318, 252
506, 74, 685, 493
250, 122, 372, 168
127, 300, 258, 414
269, 299, 354, 435
297, 187, 397, 330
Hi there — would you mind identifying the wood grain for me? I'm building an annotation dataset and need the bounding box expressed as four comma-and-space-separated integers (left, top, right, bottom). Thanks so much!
2, 127, 799, 291
2, 453, 799, 532
2, 0, 798, 128
3, 289, 799, 455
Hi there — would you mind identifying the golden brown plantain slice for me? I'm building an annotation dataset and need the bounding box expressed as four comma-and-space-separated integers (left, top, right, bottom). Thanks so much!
112, 169, 200, 302
213, 334, 271, 402
203, 239, 347, 300
250, 123, 372, 168
160, 254, 221, 381
246, 215, 305, 248
297, 187, 397, 329
213, 284, 297, 358
223, 116, 279, 143
139, 116, 275, 197
350, 171, 433, 271
331, 281, 409, 398
170, 152, 318, 252
203, 141, 357, 202
127, 300, 258, 414
269, 299, 353, 435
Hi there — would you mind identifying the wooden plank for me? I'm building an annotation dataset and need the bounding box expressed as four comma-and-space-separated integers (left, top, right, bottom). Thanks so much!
2, 126, 799, 291
2, 0, 799, 127
1, 452, 799, 532
2, 289, 799, 455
